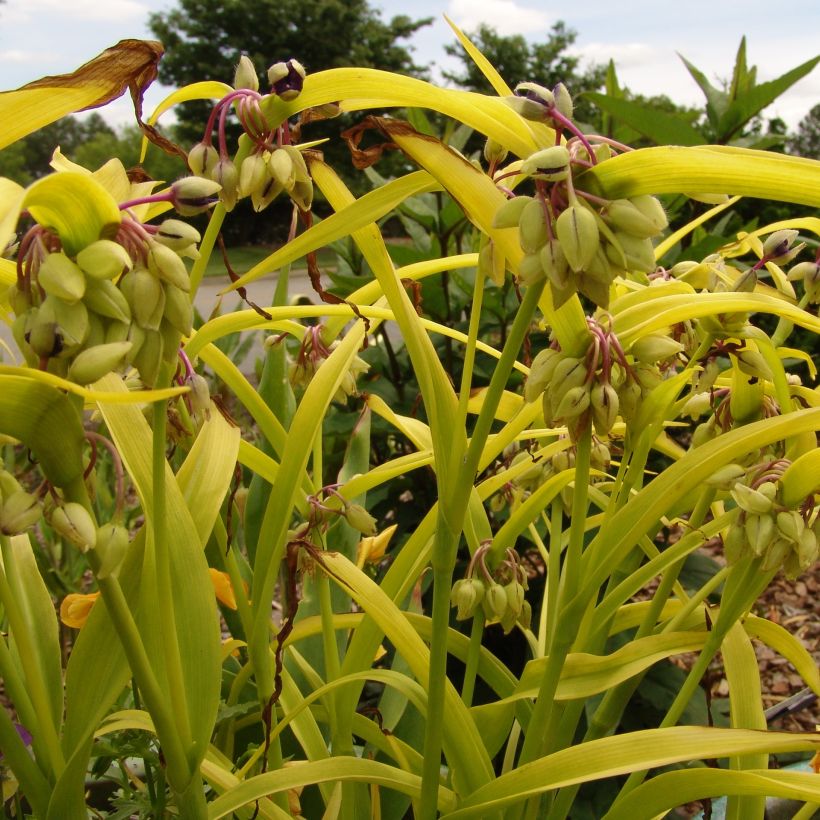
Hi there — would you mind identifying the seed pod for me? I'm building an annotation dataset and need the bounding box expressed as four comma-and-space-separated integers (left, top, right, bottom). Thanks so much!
76, 240, 132, 280
0, 491, 42, 535
38, 252, 86, 303
555, 204, 599, 272
83, 277, 131, 323
67, 341, 132, 385
51, 502, 97, 551
492, 196, 532, 229
518, 197, 549, 253
147, 243, 190, 292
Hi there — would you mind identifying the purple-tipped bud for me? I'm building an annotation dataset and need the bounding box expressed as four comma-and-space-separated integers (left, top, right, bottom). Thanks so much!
268, 59, 306, 101
170, 177, 222, 217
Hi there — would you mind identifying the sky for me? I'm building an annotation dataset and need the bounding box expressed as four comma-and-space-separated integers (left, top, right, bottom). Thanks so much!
1, 0, 819, 138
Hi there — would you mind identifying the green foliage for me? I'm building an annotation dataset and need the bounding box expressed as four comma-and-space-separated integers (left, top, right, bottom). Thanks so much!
2, 27, 820, 820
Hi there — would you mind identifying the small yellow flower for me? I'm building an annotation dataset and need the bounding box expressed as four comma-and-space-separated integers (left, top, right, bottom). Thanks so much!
209, 567, 238, 610
356, 524, 398, 568
60, 591, 100, 629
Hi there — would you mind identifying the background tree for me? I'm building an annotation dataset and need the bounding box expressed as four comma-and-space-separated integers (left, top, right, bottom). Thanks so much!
443, 22, 606, 125
149, 0, 432, 144
788, 103, 820, 158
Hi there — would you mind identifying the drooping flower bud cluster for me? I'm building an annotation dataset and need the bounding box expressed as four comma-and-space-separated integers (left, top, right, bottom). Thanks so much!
9, 209, 202, 386
188, 55, 315, 215
487, 83, 667, 307
0, 469, 42, 536
525, 318, 680, 441
450, 542, 531, 633
718, 462, 820, 578
284, 324, 369, 402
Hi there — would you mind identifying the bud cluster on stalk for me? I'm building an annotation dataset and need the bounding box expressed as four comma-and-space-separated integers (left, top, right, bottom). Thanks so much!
450, 543, 531, 634
0, 468, 42, 536
525, 318, 673, 441
284, 324, 369, 402
9, 212, 202, 386
723, 471, 819, 579
488, 81, 667, 306
188, 55, 316, 215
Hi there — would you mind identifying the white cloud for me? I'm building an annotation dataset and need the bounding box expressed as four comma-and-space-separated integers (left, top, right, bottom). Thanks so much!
446, 0, 551, 37
23, 0, 147, 21
0, 50, 47, 64
568, 42, 661, 69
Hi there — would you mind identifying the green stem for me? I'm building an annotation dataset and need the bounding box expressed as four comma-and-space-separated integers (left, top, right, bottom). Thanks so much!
545, 501, 563, 653
461, 612, 485, 706
456, 264, 486, 429
152, 399, 193, 751
0, 696, 51, 817
419, 518, 460, 820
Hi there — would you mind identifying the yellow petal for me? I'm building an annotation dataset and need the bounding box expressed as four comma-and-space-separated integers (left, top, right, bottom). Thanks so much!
60, 591, 100, 629
356, 523, 398, 566
209, 567, 238, 610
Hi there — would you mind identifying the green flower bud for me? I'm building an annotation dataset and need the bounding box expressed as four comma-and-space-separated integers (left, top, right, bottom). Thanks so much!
95, 522, 130, 578
734, 348, 774, 381
171, 177, 222, 216
49, 296, 90, 351
269, 148, 295, 189
606, 232, 656, 274
27, 311, 61, 358
797, 527, 818, 570
0, 491, 42, 535
762, 229, 801, 263
518, 251, 546, 285
345, 503, 377, 536
520, 146, 570, 182
83, 278, 131, 323
552, 83, 573, 119
38, 252, 86, 303
776, 510, 804, 544
147, 243, 191, 292
590, 382, 619, 437
730, 483, 774, 516
51, 502, 97, 551
505, 95, 546, 120
492, 196, 532, 229
724, 525, 746, 564
188, 142, 219, 177
518, 197, 549, 253
131, 269, 164, 330
76, 239, 132, 280
555, 204, 599, 272
525, 348, 561, 403
483, 582, 508, 621
605, 198, 665, 239
518, 599, 533, 630
745, 512, 775, 556
762, 537, 791, 572
212, 158, 239, 211
504, 580, 524, 617
154, 219, 202, 252
554, 384, 591, 420
483, 138, 508, 165
234, 54, 259, 91
630, 334, 683, 364
67, 341, 132, 385
188, 373, 211, 416
162, 284, 193, 336
268, 59, 305, 101
133, 329, 163, 386
513, 82, 554, 107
